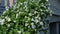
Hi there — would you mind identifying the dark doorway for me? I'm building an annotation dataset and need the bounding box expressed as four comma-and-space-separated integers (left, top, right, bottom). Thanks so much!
50, 23, 56, 34
59, 22, 60, 34
49, 22, 59, 34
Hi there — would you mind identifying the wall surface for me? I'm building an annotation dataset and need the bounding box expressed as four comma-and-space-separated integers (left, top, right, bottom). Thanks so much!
49, 0, 60, 15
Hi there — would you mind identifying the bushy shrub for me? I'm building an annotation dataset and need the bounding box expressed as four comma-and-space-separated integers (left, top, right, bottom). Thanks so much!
0, 0, 51, 34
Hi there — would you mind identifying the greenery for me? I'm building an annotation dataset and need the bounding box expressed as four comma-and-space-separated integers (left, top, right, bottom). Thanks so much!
0, 0, 51, 34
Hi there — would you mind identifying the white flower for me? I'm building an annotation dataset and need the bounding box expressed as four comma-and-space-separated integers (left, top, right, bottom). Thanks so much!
16, 14, 18, 18
31, 17, 39, 23
6, 7, 9, 10
25, 23, 28, 26
7, 24, 10, 27
38, 17, 41, 20
8, 18, 11, 22
31, 23, 35, 29
14, 20, 16, 22
18, 31, 21, 34
20, 3, 23, 5
25, 16, 28, 18
40, 9, 43, 11
40, 22, 43, 25
19, 12, 21, 14
28, 17, 30, 20
35, 16, 38, 19
46, 0, 48, 1
35, 20, 39, 23
0, 19, 5, 25
34, 11, 37, 14
28, 26, 30, 28
29, 13, 32, 16
5, 16, 11, 22
31, 23, 34, 25
34, 19, 39, 23
25, 21, 28, 22
31, 18, 34, 21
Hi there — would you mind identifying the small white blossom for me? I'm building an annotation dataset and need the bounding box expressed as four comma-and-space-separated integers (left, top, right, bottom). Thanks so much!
5, 16, 11, 22
28, 17, 30, 20
40, 9, 43, 11
31, 23, 35, 29
0, 19, 5, 25
19, 12, 21, 14
34, 19, 39, 23
31, 23, 34, 25
16, 14, 18, 18
18, 31, 21, 34
40, 22, 43, 25
46, 0, 48, 1
14, 20, 16, 22
25, 16, 28, 18
35, 16, 38, 19
25, 23, 28, 26
28, 26, 30, 28
34, 11, 37, 14
7, 24, 10, 27
20, 3, 23, 5
31, 18, 34, 21
25, 21, 28, 22
7, 18, 11, 22
38, 17, 41, 20
29, 13, 32, 16
6, 7, 9, 10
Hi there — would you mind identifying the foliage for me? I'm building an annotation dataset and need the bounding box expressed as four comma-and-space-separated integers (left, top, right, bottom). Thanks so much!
0, 0, 50, 34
